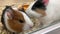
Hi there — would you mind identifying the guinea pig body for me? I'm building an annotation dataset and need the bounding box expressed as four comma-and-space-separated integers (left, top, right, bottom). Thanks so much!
25, 0, 60, 27
1, 6, 34, 34
32, 0, 60, 27
42, 0, 60, 26
25, 0, 46, 18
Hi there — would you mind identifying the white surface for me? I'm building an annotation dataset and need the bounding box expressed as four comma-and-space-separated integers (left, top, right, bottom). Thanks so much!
32, 23, 60, 34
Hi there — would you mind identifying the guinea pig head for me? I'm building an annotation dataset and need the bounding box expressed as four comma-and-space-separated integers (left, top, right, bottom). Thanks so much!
5, 7, 33, 33
25, 0, 46, 18
31, 0, 47, 16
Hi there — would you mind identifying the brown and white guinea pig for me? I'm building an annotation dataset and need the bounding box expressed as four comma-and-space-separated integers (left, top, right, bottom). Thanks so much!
1, 6, 34, 34
25, 0, 48, 18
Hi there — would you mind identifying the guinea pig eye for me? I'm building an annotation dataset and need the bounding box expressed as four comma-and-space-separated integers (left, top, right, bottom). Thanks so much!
19, 20, 24, 23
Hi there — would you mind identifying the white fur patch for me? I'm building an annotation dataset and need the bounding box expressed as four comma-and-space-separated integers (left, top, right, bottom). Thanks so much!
12, 7, 18, 10
42, 0, 60, 27
46, 0, 60, 20
20, 11, 34, 30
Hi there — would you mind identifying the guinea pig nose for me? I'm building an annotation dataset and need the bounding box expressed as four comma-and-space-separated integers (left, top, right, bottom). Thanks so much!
29, 26, 32, 28
29, 25, 33, 28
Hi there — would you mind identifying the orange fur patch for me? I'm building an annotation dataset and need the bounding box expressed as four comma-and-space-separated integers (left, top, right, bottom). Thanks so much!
18, 4, 29, 11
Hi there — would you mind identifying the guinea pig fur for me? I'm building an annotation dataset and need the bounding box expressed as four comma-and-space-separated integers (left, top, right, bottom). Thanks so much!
25, 0, 60, 27
41, 0, 60, 27
32, 0, 60, 27
1, 6, 34, 34
25, 0, 46, 18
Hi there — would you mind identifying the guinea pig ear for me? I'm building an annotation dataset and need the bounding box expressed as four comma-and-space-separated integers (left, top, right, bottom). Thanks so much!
6, 9, 14, 19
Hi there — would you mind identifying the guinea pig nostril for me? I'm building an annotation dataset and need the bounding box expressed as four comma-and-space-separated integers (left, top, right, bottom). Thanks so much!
29, 25, 33, 28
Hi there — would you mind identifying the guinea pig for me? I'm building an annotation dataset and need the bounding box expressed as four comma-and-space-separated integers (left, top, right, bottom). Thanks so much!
25, 0, 48, 18
1, 6, 34, 34
42, 0, 60, 27
25, 0, 60, 27
26, 0, 60, 27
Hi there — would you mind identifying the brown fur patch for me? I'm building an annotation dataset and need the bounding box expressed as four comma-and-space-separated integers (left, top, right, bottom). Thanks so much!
35, 9, 46, 16
7, 10, 25, 33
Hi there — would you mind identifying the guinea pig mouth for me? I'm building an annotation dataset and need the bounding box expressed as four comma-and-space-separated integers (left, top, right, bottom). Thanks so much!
23, 24, 33, 31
